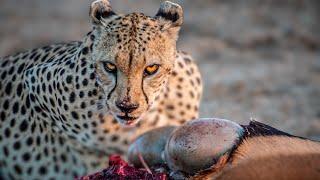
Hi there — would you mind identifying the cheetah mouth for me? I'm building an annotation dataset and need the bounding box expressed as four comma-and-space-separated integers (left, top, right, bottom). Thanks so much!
116, 115, 139, 125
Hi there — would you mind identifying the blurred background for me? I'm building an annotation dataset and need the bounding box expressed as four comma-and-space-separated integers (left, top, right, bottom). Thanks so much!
0, 0, 319, 140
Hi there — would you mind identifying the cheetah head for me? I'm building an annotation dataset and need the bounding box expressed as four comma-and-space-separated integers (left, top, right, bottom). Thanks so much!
88, 0, 183, 125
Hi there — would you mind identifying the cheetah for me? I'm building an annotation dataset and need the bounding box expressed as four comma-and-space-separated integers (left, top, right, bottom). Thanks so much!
0, 0, 202, 179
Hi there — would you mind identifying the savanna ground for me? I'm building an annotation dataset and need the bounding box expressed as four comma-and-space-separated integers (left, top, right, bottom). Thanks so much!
0, 0, 319, 140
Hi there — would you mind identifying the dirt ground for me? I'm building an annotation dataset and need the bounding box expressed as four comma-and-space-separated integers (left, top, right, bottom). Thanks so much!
0, 0, 319, 140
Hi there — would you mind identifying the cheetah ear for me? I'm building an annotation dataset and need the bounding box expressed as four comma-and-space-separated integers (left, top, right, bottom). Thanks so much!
155, 1, 183, 34
90, 0, 117, 26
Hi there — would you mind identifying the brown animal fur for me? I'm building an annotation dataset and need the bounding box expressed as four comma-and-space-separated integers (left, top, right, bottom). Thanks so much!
193, 136, 320, 180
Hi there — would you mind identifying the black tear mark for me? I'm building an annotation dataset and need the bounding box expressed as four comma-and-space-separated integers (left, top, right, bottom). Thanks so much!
141, 78, 149, 105
107, 74, 117, 100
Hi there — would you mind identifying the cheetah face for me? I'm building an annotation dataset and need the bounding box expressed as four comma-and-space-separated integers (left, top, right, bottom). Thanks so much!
89, 0, 183, 125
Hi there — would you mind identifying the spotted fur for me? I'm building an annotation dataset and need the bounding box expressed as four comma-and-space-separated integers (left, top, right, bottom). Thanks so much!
0, 1, 202, 179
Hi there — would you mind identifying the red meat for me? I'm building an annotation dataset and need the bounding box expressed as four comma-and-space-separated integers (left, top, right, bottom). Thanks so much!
77, 155, 167, 180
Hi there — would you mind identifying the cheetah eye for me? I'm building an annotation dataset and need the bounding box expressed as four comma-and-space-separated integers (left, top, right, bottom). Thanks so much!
144, 64, 160, 77
102, 62, 117, 73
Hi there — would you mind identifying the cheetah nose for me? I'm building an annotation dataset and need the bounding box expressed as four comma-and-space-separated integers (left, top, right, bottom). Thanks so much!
116, 100, 139, 113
